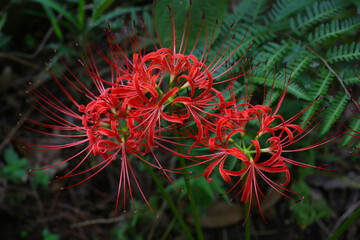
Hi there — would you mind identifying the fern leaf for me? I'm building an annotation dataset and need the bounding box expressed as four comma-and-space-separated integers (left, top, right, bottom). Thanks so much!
264, 89, 281, 106
320, 91, 350, 135
254, 40, 294, 69
267, 0, 317, 23
221, 0, 259, 30
281, 48, 313, 79
326, 42, 360, 63
301, 70, 334, 123
252, 72, 311, 100
340, 69, 360, 85
308, 16, 360, 43
290, 0, 348, 33
242, 0, 269, 23
230, 25, 275, 58
340, 115, 360, 147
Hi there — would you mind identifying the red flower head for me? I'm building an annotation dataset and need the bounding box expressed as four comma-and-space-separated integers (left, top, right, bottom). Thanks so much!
190, 64, 341, 222
20, 0, 252, 214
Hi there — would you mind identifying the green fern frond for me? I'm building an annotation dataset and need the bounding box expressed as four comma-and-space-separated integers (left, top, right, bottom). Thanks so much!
320, 91, 350, 135
264, 89, 282, 106
281, 48, 313, 79
340, 115, 360, 147
242, 0, 269, 23
340, 69, 360, 85
326, 42, 360, 63
308, 16, 360, 43
221, 0, 258, 29
254, 40, 294, 69
266, 0, 317, 23
301, 70, 334, 123
289, 0, 348, 33
252, 72, 310, 100
230, 25, 275, 58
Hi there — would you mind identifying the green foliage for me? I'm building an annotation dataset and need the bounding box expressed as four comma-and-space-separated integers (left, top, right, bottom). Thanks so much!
0, 149, 53, 188
321, 91, 350, 135
291, 180, 332, 227
167, 165, 229, 214
326, 42, 360, 63
208, 0, 359, 140
341, 69, 360, 85
300, 69, 334, 123
92, 0, 114, 22
308, 16, 360, 43
291, 150, 332, 227
267, 0, 317, 23
154, 0, 227, 50
32, 170, 52, 189
42, 229, 59, 240
0, 13, 11, 50
0, 149, 29, 184
340, 113, 360, 147
111, 198, 157, 240
290, 0, 347, 33
30, 0, 83, 41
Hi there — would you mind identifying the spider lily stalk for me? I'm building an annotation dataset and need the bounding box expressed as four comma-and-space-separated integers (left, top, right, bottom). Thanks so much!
184, 64, 342, 222
20, 0, 252, 217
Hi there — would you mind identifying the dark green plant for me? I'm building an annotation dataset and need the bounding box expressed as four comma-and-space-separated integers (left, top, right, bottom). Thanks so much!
212, 0, 360, 138
0, 149, 29, 184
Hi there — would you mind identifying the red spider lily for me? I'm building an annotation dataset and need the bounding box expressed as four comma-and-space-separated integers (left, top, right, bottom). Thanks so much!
19, 0, 254, 215
186, 64, 342, 222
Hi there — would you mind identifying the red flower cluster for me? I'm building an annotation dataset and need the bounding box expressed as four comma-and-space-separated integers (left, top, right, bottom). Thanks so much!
22, 1, 337, 220
23, 2, 252, 214
177, 66, 338, 221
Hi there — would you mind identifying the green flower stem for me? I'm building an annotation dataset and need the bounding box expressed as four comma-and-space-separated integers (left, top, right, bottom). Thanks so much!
174, 131, 204, 240
142, 162, 194, 240
178, 154, 204, 240
245, 200, 251, 240
329, 205, 360, 240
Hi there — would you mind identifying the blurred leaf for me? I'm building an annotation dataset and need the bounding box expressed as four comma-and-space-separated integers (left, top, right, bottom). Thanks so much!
154, 0, 227, 50
32, 170, 52, 189
24, 34, 36, 47
92, 0, 115, 22
0, 33, 11, 50
291, 181, 331, 227
340, 114, 360, 147
42, 229, 59, 240
0, 13, 7, 31
0, 149, 29, 184
31, 0, 79, 27
42, 4, 63, 41
89, 6, 143, 30
78, 0, 85, 31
